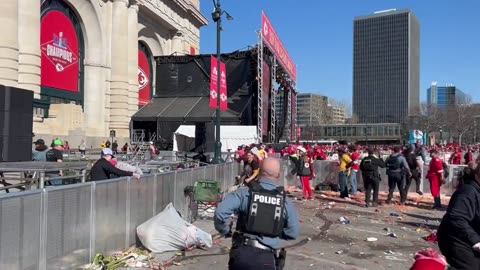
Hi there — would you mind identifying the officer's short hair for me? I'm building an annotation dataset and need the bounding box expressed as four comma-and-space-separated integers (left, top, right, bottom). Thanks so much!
367, 148, 374, 155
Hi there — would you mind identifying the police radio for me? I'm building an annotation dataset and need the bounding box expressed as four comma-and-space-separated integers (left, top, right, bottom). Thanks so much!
245, 183, 286, 237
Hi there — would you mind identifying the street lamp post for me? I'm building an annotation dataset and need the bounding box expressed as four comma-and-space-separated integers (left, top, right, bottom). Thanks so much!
211, 0, 233, 164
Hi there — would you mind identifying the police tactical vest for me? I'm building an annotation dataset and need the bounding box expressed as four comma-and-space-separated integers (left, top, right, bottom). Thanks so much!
244, 182, 286, 238
387, 155, 401, 171
361, 157, 375, 172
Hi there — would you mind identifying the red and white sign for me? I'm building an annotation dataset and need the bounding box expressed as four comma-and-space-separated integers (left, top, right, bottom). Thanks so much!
220, 62, 228, 111
40, 10, 79, 92
210, 56, 218, 109
261, 11, 297, 82
138, 49, 151, 106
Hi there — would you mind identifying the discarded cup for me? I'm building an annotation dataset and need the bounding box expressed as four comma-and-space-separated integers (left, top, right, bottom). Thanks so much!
366, 237, 378, 242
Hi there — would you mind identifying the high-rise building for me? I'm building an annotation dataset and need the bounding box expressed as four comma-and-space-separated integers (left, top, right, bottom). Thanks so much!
295, 93, 329, 126
279, 93, 346, 126
427, 82, 467, 106
328, 104, 346, 124
353, 9, 420, 123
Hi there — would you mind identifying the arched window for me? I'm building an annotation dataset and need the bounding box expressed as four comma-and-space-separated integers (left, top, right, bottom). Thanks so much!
40, 0, 85, 108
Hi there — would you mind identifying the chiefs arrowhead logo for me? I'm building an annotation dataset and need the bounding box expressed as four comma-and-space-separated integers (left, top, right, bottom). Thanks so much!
138, 67, 149, 90
263, 22, 268, 36
220, 93, 227, 102
210, 90, 218, 99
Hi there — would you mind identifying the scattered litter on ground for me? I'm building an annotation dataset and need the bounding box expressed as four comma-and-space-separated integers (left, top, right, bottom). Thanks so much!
390, 213, 400, 217
335, 250, 344, 254
366, 237, 378, 242
307, 237, 312, 241
387, 232, 398, 238
339, 216, 350, 225
423, 232, 438, 243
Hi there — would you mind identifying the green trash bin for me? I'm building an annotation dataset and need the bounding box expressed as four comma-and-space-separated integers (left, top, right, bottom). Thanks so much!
193, 180, 221, 202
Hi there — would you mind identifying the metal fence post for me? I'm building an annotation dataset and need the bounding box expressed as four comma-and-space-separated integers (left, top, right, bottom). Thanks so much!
38, 189, 48, 270
39, 171, 45, 189
81, 169, 87, 183
173, 171, 177, 209
152, 174, 157, 216
125, 177, 131, 249
89, 182, 96, 263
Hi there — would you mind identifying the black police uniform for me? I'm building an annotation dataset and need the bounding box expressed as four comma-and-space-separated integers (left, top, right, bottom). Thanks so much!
360, 155, 385, 206
214, 179, 300, 270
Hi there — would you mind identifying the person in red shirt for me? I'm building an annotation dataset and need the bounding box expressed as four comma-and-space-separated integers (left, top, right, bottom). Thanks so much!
313, 146, 327, 161
427, 149, 445, 209
349, 145, 361, 195
449, 148, 462, 165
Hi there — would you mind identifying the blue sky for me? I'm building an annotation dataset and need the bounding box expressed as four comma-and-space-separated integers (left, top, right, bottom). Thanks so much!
199, 0, 480, 103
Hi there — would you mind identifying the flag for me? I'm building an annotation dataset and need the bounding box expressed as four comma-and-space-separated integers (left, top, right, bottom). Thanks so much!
209, 56, 218, 109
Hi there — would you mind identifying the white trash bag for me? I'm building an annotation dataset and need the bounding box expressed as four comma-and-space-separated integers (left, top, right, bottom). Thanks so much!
137, 203, 212, 253
116, 161, 143, 175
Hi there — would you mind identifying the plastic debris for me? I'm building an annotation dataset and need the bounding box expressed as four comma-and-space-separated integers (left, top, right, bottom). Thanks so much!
423, 233, 438, 243
366, 237, 378, 242
336, 250, 344, 254
307, 237, 312, 241
339, 216, 350, 225
387, 232, 398, 238
390, 213, 400, 217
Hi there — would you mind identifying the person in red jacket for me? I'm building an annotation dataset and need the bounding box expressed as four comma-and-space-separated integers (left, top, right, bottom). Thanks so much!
427, 149, 445, 209
449, 148, 462, 165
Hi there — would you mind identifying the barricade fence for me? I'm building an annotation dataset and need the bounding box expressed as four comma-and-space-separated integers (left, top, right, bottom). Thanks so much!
0, 159, 465, 269
0, 162, 237, 270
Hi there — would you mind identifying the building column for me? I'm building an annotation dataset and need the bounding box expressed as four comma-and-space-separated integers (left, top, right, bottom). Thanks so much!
127, 3, 139, 117
18, 0, 41, 96
109, 0, 130, 137
84, 61, 108, 138
0, 0, 19, 87
171, 32, 184, 54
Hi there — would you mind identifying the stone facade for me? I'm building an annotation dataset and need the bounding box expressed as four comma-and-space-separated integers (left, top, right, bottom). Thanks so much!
0, 0, 207, 147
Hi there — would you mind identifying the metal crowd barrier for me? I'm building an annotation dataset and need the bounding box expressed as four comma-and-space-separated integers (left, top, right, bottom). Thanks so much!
0, 162, 237, 270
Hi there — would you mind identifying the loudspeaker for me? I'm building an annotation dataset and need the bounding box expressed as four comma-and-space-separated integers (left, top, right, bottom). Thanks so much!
0, 85, 33, 162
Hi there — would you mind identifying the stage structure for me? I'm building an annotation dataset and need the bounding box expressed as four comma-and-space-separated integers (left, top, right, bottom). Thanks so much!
258, 11, 298, 143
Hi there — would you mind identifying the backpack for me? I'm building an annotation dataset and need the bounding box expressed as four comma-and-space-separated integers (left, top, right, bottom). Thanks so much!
387, 155, 401, 171
244, 182, 286, 237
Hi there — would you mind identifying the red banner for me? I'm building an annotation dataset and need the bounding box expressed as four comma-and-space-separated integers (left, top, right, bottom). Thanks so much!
138, 49, 151, 106
40, 10, 79, 92
261, 11, 297, 82
220, 62, 228, 111
209, 56, 218, 109
262, 60, 271, 137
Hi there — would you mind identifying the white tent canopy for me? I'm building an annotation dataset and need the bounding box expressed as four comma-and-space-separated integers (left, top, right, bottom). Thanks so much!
173, 125, 259, 152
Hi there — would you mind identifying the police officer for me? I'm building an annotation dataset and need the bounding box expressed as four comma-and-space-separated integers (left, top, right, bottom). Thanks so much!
214, 158, 300, 270
360, 148, 385, 207
385, 146, 411, 204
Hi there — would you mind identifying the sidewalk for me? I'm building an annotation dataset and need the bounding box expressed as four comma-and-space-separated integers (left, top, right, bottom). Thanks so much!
168, 190, 446, 270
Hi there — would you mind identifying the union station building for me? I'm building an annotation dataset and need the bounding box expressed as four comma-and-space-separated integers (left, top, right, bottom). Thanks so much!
0, 0, 207, 146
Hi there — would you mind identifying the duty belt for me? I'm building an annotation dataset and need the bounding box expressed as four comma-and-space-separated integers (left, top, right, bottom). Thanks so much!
233, 232, 274, 251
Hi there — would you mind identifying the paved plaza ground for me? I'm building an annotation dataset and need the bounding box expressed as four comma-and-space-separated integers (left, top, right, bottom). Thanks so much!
169, 190, 447, 270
